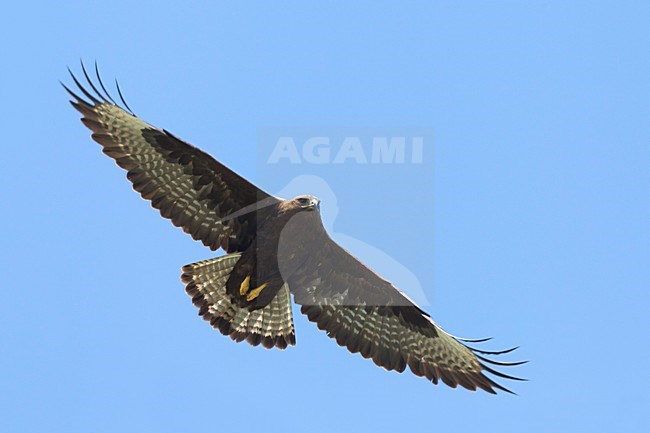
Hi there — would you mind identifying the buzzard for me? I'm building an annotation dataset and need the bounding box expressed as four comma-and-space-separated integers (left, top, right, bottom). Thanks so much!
63, 63, 525, 394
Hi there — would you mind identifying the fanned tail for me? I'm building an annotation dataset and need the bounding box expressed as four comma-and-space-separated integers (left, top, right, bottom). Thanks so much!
182, 254, 296, 349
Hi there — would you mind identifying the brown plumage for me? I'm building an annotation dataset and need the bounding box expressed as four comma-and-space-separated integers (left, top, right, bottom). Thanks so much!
64, 62, 526, 394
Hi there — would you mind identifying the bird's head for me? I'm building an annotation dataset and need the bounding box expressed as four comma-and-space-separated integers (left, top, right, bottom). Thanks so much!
292, 194, 320, 212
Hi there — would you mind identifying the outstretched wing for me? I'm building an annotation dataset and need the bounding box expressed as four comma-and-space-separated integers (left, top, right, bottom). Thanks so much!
64, 63, 278, 252
289, 236, 526, 394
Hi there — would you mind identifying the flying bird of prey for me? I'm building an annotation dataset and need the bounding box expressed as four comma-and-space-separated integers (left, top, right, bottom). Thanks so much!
63, 63, 525, 394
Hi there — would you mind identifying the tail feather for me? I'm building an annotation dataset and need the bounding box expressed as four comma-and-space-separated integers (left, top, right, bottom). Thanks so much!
182, 254, 296, 349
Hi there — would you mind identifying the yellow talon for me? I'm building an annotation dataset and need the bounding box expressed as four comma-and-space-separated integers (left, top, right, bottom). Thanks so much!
246, 283, 268, 301
239, 275, 251, 295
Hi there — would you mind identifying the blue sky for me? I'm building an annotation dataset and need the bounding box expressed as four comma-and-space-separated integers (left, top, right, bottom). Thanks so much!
2, 1, 649, 432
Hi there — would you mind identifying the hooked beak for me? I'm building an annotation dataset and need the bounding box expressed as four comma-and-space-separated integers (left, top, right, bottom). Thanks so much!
306, 198, 320, 211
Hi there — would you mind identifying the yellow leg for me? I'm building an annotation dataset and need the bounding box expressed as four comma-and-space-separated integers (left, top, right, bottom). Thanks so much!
239, 275, 251, 296
246, 283, 268, 301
